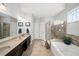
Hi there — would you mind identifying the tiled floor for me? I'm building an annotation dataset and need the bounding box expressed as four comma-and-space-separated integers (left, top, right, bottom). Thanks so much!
22, 39, 53, 56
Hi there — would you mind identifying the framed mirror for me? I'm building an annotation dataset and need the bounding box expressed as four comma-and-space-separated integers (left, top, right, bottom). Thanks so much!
18, 22, 23, 27
25, 22, 30, 26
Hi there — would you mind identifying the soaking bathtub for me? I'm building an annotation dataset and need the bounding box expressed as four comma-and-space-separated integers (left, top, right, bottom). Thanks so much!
50, 41, 79, 56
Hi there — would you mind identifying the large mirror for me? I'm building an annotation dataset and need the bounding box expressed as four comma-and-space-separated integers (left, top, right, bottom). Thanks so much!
0, 12, 17, 39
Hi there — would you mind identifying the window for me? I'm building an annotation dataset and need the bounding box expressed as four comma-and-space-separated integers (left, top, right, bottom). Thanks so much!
67, 7, 79, 23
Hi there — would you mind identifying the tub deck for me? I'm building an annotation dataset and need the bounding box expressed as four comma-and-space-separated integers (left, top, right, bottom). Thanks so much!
50, 39, 79, 56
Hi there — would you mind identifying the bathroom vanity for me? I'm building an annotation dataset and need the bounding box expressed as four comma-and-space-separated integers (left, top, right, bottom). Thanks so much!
0, 33, 31, 56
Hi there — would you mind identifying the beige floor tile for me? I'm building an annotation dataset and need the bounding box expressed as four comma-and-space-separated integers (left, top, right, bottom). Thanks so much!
22, 39, 53, 56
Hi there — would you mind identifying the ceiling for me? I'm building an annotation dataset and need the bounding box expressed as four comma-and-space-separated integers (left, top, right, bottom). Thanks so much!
4, 3, 66, 18
19, 3, 66, 18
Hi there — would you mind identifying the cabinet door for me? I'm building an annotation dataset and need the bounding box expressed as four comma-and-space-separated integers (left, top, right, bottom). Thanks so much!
6, 47, 18, 56
18, 46, 23, 56
6, 44, 23, 56
16, 44, 23, 56
0, 23, 2, 39
23, 40, 27, 51
27, 36, 31, 47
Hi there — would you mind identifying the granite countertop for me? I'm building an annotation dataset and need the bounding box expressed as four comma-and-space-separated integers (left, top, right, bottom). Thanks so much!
0, 33, 30, 56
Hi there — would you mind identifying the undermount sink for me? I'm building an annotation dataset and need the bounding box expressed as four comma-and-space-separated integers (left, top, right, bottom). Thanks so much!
0, 46, 10, 55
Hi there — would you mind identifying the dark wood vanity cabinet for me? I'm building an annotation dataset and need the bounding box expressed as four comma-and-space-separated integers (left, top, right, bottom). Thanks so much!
27, 35, 31, 48
6, 35, 31, 56
22, 35, 31, 51
6, 43, 23, 56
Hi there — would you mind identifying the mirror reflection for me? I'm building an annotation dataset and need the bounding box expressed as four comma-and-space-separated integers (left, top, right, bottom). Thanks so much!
0, 12, 17, 39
